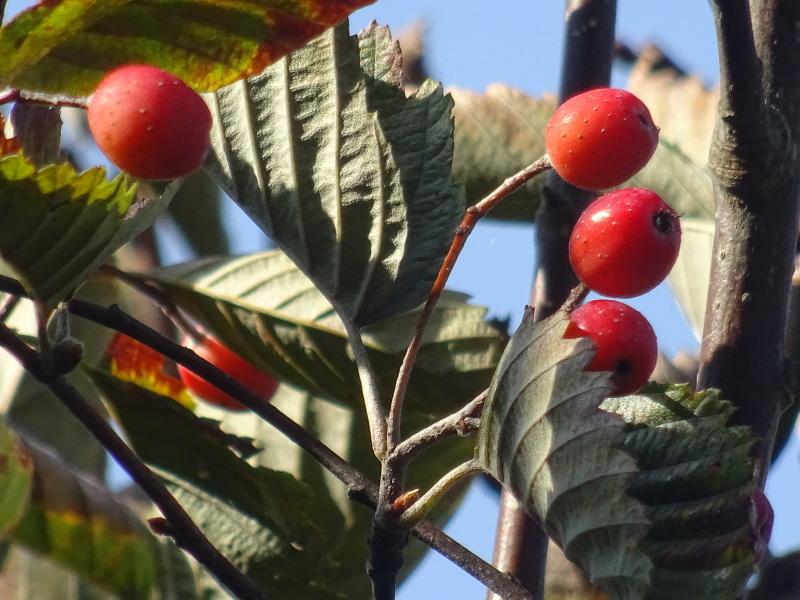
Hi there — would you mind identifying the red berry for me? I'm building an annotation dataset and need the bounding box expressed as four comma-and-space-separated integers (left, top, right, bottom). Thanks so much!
569, 188, 681, 298
88, 64, 212, 180
545, 88, 659, 190
564, 299, 657, 396
177, 336, 278, 411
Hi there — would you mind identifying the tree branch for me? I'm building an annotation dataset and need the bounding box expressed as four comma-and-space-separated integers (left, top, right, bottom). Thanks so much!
699, 0, 800, 482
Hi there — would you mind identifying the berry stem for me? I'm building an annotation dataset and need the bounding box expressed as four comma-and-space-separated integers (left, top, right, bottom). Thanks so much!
386, 154, 553, 451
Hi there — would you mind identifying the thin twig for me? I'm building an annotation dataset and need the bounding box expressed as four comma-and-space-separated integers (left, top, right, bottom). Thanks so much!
97, 264, 203, 342
395, 459, 483, 529
0, 323, 268, 600
392, 391, 486, 462
0, 294, 20, 323
387, 155, 552, 452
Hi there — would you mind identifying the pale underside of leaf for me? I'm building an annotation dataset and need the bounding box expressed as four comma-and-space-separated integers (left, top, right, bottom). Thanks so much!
666, 218, 714, 342
476, 308, 651, 600
148, 249, 501, 416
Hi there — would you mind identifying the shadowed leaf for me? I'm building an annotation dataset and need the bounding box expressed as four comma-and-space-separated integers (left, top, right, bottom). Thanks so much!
476, 308, 652, 600
6, 436, 158, 599
203, 22, 463, 326
603, 384, 759, 600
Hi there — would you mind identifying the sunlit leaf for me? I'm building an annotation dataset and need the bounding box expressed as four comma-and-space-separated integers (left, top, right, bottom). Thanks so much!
603, 384, 758, 600
626, 46, 718, 167
6, 436, 158, 599
627, 142, 714, 220
665, 218, 714, 341
0, 0, 377, 95
107, 333, 195, 410
147, 249, 502, 417
0, 155, 179, 309
203, 22, 463, 326
476, 308, 652, 600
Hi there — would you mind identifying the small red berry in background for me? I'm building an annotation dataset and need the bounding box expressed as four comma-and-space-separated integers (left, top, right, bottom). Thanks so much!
177, 336, 278, 412
87, 64, 212, 180
569, 188, 681, 298
545, 88, 659, 191
564, 299, 657, 396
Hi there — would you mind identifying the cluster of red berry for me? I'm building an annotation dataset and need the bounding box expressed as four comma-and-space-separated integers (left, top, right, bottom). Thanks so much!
546, 88, 682, 396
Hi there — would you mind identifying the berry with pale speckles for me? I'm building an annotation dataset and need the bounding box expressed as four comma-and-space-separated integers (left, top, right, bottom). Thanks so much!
545, 88, 659, 190
569, 188, 681, 298
565, 299, 657, 396
88, 64, 212, 180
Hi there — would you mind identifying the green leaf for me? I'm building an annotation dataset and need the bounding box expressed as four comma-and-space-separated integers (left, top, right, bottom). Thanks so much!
6, 435, 158, 599
0, 545, 116, 600
166, 170, 235, 257
665, 217, 714, 341
203, 21, 464, 326
627, 141, 714, 220
476, 307, 652, 600
0, 156, 179, 309
147, 249, 502, 418
87, 358, 474, 598
602, 384, 758, 600
0, 0, 377, 95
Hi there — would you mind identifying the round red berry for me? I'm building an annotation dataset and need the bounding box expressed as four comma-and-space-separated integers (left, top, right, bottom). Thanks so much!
564, 299, 657, 396
177, 336, 278, 411
569, 188, 681, 298
545, 88, 659, 191
88, 64, 212, 180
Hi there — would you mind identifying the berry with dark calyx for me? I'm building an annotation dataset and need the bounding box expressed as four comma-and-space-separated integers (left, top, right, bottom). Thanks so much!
565, 299, 657, 396
545, 88, 659, 191
87, 64, 212, 180
177, 335, 278, 411
569, 188, 681, 298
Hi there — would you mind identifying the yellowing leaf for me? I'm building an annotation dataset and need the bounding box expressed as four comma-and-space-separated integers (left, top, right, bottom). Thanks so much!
0, 0, 377, 95
107, 333, 194, 409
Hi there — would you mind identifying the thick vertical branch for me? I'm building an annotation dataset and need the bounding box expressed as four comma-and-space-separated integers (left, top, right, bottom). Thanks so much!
698, 1, 800, 479
489, 1, 617, 599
